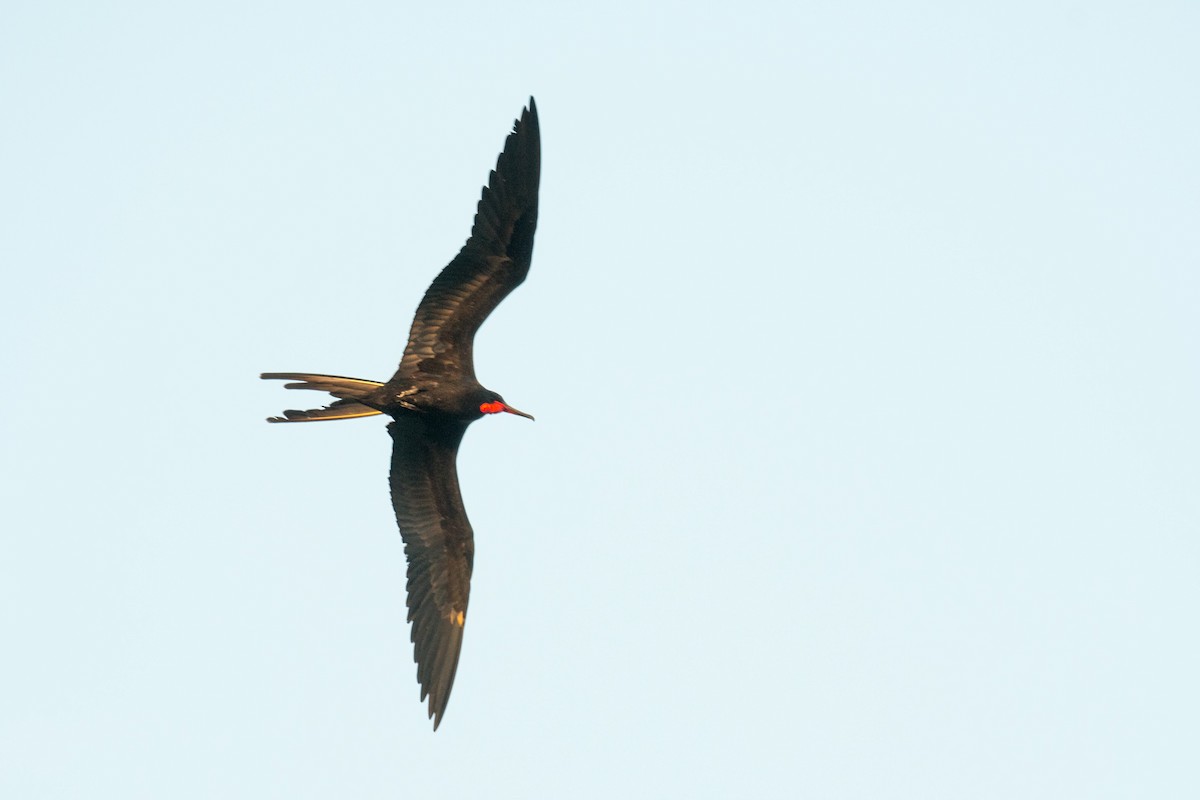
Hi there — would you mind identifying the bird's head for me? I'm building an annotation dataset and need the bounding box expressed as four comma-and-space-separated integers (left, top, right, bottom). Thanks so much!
476, 390, 535, 421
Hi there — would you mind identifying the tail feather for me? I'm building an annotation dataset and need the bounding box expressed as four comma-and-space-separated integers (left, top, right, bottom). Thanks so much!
261, 372, 385, 423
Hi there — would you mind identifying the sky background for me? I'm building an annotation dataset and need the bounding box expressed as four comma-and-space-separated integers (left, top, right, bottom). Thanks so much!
2, 2, 1197, 797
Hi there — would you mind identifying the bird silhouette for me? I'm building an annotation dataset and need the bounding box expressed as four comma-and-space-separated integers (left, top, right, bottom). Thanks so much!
262, 99, 539, 730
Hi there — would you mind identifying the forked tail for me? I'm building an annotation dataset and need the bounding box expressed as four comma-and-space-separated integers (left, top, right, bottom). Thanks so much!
260, 373, 385, 423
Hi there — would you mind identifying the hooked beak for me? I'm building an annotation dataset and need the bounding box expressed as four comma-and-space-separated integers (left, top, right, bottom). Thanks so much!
501, 403, 535, 421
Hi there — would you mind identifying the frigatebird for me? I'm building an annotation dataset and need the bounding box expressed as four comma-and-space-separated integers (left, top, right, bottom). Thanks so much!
261, 99, 539, 730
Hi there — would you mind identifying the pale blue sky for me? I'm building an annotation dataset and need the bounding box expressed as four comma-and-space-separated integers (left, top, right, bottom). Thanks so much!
2, 2, 1197, 797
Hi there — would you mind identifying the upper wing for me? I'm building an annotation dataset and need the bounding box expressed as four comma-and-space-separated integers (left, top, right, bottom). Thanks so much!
394, 99, 541, 384
387, 415, 474, 730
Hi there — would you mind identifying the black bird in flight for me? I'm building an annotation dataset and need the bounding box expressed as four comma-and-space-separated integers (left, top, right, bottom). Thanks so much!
262, 99, 540, 730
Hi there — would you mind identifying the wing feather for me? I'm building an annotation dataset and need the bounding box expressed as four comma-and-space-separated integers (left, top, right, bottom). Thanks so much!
394, 99, 540, 383
387, 416, 474, 729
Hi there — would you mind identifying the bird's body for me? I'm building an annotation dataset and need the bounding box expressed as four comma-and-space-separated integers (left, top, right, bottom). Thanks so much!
262, 99, 540, 730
